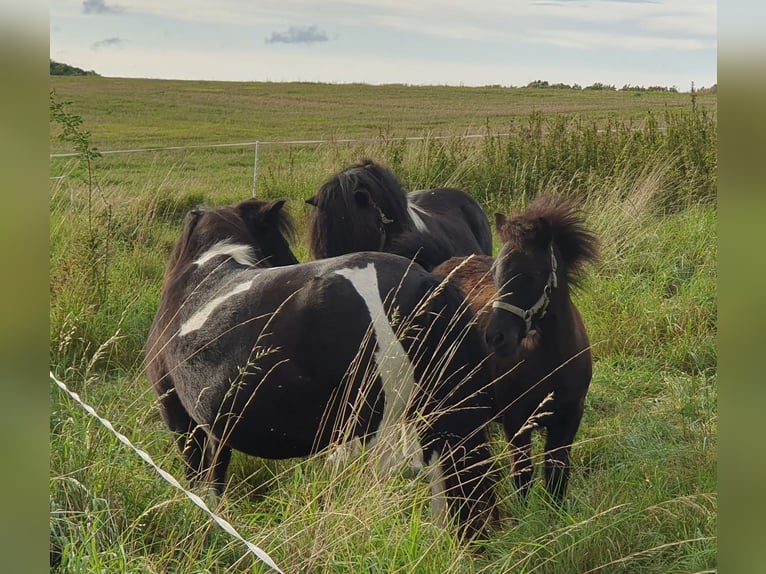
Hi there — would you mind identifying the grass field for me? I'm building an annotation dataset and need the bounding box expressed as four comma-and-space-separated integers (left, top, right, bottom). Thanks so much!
49, 77, 716, 151
49, 77, 716, 573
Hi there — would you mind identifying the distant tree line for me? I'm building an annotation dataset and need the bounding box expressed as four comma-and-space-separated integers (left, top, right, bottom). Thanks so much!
50, 60, 100, 77
523, 79, 716, 94
525, 79, 681, 92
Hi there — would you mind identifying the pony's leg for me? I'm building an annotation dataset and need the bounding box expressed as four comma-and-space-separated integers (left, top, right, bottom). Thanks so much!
158, 388, 232, 496
543, 401, 585, 504
202, 435, 232, 496
155, 381, 209, 483
376, 423, 424, 478
179, 424, 208, 482
504, 417, 534, 499
420, 430, 497, 540
403, 422, 424, 475
178, 426, 232, 502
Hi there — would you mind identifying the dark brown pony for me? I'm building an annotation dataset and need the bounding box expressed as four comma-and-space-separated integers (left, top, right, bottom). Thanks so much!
307, 159, 493, 271
145, 198, 498, 539
433, 195, 599, 503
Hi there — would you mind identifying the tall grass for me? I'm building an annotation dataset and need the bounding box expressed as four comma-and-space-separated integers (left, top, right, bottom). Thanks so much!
50, 90, 716, 572
49, 99, 715, 372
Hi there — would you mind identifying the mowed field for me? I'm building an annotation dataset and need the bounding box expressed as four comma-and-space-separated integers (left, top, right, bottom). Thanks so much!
50, 77, 717, 573
49, 77, 716, 150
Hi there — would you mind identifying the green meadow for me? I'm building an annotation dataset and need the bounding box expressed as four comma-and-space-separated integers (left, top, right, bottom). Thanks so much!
50, 77, 716, 573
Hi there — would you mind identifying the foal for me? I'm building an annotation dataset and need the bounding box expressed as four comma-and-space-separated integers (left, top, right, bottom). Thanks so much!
434, 195, 599, 503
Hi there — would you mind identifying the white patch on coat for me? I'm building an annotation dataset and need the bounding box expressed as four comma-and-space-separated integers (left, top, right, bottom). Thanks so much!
334, 263, 417, 430
179, 278, 254, 336
404, 423, 424, 473
194, 241, 256, 267
407, 202, 429, 233
328, 422, 424, 478
427, 451, 447, 527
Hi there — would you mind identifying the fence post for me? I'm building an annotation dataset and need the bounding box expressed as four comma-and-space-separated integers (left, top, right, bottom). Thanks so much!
252, 141, 260, 198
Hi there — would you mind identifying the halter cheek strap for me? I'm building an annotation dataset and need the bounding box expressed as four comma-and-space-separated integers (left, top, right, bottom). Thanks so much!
357, 165, 395, 251
491, 244, 558, 337
369, 202, 394, 251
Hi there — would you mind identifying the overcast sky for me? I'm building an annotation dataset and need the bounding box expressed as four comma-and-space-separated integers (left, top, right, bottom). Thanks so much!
50, 0, 717, 90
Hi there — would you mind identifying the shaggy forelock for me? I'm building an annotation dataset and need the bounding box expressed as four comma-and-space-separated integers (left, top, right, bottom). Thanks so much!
497, 195, 599, 287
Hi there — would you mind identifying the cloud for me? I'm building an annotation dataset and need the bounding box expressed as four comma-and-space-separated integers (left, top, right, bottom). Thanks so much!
265, 25, 330, 44
92, 37, 125, 50
83, 0, 122, 14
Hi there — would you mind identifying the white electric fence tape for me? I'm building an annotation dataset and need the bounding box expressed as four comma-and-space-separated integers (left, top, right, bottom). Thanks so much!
50, 371, 284, 574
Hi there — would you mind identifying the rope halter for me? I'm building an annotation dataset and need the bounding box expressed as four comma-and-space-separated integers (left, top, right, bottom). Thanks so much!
491, 243, 558, 337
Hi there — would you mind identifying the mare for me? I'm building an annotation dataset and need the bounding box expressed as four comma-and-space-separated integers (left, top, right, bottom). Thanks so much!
307, 159, 493, 271
145, 198, 498, 538
433, 195, 599, 503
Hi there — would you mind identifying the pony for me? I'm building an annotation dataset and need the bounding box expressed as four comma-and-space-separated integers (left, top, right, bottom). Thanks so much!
432, 195, 599, 503
145, 198, 498, 539
306, 159, 493, 271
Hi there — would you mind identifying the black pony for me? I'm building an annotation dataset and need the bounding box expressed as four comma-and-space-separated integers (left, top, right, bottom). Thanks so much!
145, 198, 498, 538
433, 196, 599, 503
307, 159, 492, 271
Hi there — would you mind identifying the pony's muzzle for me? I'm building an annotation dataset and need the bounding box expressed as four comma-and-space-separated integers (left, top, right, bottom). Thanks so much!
485, 328, 505, 352
485, 316, 524, 357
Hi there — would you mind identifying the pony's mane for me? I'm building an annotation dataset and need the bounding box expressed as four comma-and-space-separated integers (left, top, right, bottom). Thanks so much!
165, 200, 296, 277
308, 159, 415, 259
497, 195, 599, 287
318, 158, 411, 228
164, 208, 205, 278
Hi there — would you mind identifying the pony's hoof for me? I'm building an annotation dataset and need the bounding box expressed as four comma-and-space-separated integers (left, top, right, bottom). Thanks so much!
192, 485, 221, 509
401, 453, 424, 478
326, 438, 363, 467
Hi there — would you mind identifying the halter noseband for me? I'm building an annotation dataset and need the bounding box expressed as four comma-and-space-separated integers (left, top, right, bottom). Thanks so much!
491, 244, 558, 337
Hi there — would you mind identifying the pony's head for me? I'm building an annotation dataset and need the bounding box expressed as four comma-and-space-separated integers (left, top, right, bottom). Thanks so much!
307, 159, 410, 259
486, 195, 599, 357
166, 198, 298, 278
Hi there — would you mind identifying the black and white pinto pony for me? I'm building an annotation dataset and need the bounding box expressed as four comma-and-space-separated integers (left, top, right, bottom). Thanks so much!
145, 198, 498, 539
307, 159, 493, 271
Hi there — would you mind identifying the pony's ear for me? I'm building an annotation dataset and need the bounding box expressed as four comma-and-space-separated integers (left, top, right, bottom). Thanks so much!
238, 198, 294, 241
237, 198, 287, 224
264, 198, 288, 215
187, 208, 203, 223
305, 195, 317, 207
354, 189, 372, 208
181, 208, 203, 236
494, 213, 507, 233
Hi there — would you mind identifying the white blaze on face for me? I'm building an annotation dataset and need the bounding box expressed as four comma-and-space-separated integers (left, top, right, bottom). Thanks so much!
334, 263, 417, 430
